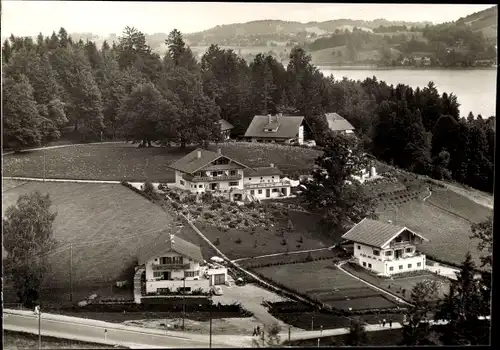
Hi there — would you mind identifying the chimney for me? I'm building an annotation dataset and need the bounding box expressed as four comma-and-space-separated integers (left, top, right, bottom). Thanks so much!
270, 163, 274, 168
217, 147, 222, 154
197, 150, 202, 159
268, 114, 272, 123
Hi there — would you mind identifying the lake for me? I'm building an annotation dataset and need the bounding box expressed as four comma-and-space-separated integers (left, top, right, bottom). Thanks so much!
319, 67, 497, 118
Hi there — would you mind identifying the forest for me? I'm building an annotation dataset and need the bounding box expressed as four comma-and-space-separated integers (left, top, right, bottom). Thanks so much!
2, 27, 495, 193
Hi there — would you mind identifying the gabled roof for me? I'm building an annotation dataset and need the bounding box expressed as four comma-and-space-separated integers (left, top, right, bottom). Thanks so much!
325, 113, 355, 131
218, 119, 234, 131
243, 167, 283, 177
341, 218, 429, 249
244, 115, 305, 139
137, 233, 204, 265
168, 148, 249, 174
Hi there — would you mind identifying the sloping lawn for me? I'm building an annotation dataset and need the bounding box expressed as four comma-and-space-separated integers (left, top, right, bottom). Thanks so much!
377, 200, 483, 267
2, 142, 321, 181
254, 260, 398, 310
2, 181, 209, 290
427, 188, 492, 224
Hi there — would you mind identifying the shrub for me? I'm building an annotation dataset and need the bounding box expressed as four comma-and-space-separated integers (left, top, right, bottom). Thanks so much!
305, 252, 313, 262
297, 236, 303, 243
214, 237, 220, 246
191, 288, 204, 296
235, 238, 242, 244
228, 222, 237, 228
281, 239, 287, 246
203, 212, 214, 219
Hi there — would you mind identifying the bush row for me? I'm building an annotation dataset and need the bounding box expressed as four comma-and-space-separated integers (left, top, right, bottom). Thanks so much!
121, 181, 159, 202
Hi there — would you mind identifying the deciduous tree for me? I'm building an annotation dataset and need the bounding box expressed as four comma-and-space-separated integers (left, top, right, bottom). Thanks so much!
3, 192, 57, 307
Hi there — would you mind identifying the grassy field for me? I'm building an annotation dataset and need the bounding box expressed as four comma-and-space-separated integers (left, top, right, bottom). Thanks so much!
378, 199, 484, 266
3, 331, 121, 349
238, 249, 341, 269
254, 260, 398, 310
2, 142, 321, 181
427, 187, 492, 223
287, 328, 404, 346
2, 180, 214, 303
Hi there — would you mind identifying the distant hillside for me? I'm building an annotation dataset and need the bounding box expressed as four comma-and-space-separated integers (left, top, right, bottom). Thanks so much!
456, 5, 498, 39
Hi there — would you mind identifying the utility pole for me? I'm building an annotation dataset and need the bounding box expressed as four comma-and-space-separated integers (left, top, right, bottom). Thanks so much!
288, 326, 291, 344
70, 243, 73, 301
209, 291, 213, 348
43, 120, 46, 182
38, 307, 41, 350
182, 277, 186, 330
311, 312, 314, 331
317, 325, 322, 347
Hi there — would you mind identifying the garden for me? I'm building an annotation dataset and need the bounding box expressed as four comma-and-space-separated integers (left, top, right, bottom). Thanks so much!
160, 186, 335, 260
253, 260, 400, 311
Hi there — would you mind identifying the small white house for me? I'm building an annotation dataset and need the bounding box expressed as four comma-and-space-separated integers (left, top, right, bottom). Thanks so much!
341, 218, 429, 276
137, 233, 227, 295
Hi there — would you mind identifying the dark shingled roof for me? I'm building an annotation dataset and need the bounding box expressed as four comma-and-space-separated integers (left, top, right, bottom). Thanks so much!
244, 115, 305, 139
218, 119, 234, 131
137, 233, 204, 265
341, 218, 429, 248
325, 113, 355, 131
243, 167, 283, 177
168, 148, 248, 174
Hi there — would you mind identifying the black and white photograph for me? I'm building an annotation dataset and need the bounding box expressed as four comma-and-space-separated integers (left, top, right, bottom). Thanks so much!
2, 1, 494, 348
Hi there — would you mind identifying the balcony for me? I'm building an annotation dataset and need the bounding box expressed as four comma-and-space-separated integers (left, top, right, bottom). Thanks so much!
244, 181, 291, 189
389, 241, 414, 249
152, 263, 190, 271
183, 173, 242, 182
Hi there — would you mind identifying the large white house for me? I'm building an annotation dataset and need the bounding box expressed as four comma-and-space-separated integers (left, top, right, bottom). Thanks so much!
137, 233, 227, 295
168, 148, 292, 201
341, 218, 429, 276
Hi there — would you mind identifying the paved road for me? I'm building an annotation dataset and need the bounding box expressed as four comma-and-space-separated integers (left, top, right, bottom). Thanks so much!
3, 312, 238, 348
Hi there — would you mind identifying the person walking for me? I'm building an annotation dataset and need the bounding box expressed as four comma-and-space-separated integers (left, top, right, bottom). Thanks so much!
389, 319, 392, 328
382, 318, 386, 327
252, 327, 257, 336
256, 326, 261, 335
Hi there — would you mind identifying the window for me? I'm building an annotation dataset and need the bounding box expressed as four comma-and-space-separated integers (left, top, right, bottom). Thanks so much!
160, 256, 183, 264
178, 287, 191, 293
408, 264, 412, 268
258, 190, 262, 194
385, 251, 393, 256
362, 262, 366, 267
272, 176, 274, 179
180, 180, 185, 186
260, 177, 263, 180
417, 262, 421, 267
249, 178, 252, 180
229, 181, 239, 186
272, 188, 279, 192
357, 245, 361, 250
153, 272, 162, 278
399, 265, 403, 270
184, 270, 199, 278
251, 190, 255, 195
405, 247, 413, 253
368, 263, 372, 268
230, 170, 236, 176
389, 266, 394, 271
199, 185, 203, 188
217, 171, 223, 175
212, 171, 218, 177
373, 250, 380, 256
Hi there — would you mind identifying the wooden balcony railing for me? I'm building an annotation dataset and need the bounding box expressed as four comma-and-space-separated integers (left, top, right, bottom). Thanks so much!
183, 174, 242, 182
389, 241, 414, 249
244, 181, 291, 189
152, 263, 190, 270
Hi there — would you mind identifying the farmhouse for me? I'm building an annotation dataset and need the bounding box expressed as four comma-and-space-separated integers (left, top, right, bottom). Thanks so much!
342, 218, 429, 276
168, 148, 292, 200
324, 113, 355, 135
137, 233, 228, 295
243, 113, 314, 144
218, 119, 234, 140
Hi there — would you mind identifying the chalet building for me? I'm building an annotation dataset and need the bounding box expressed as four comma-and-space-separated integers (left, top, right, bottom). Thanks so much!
341, 218, 429, 276
137, 233, 227, 296
244, 114, 314, 144
168, 148, 292, 201
325, 113, 355, 135
218, 119, 234, 140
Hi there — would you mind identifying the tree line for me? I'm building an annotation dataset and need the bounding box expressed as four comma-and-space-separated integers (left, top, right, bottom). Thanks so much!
2, 26, 494, 192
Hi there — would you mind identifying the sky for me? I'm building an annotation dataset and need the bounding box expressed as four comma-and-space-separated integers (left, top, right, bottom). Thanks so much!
2, 2, 495, 38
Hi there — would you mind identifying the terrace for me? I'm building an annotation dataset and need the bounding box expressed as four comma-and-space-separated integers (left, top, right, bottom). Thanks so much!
244, 181, 291, 189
